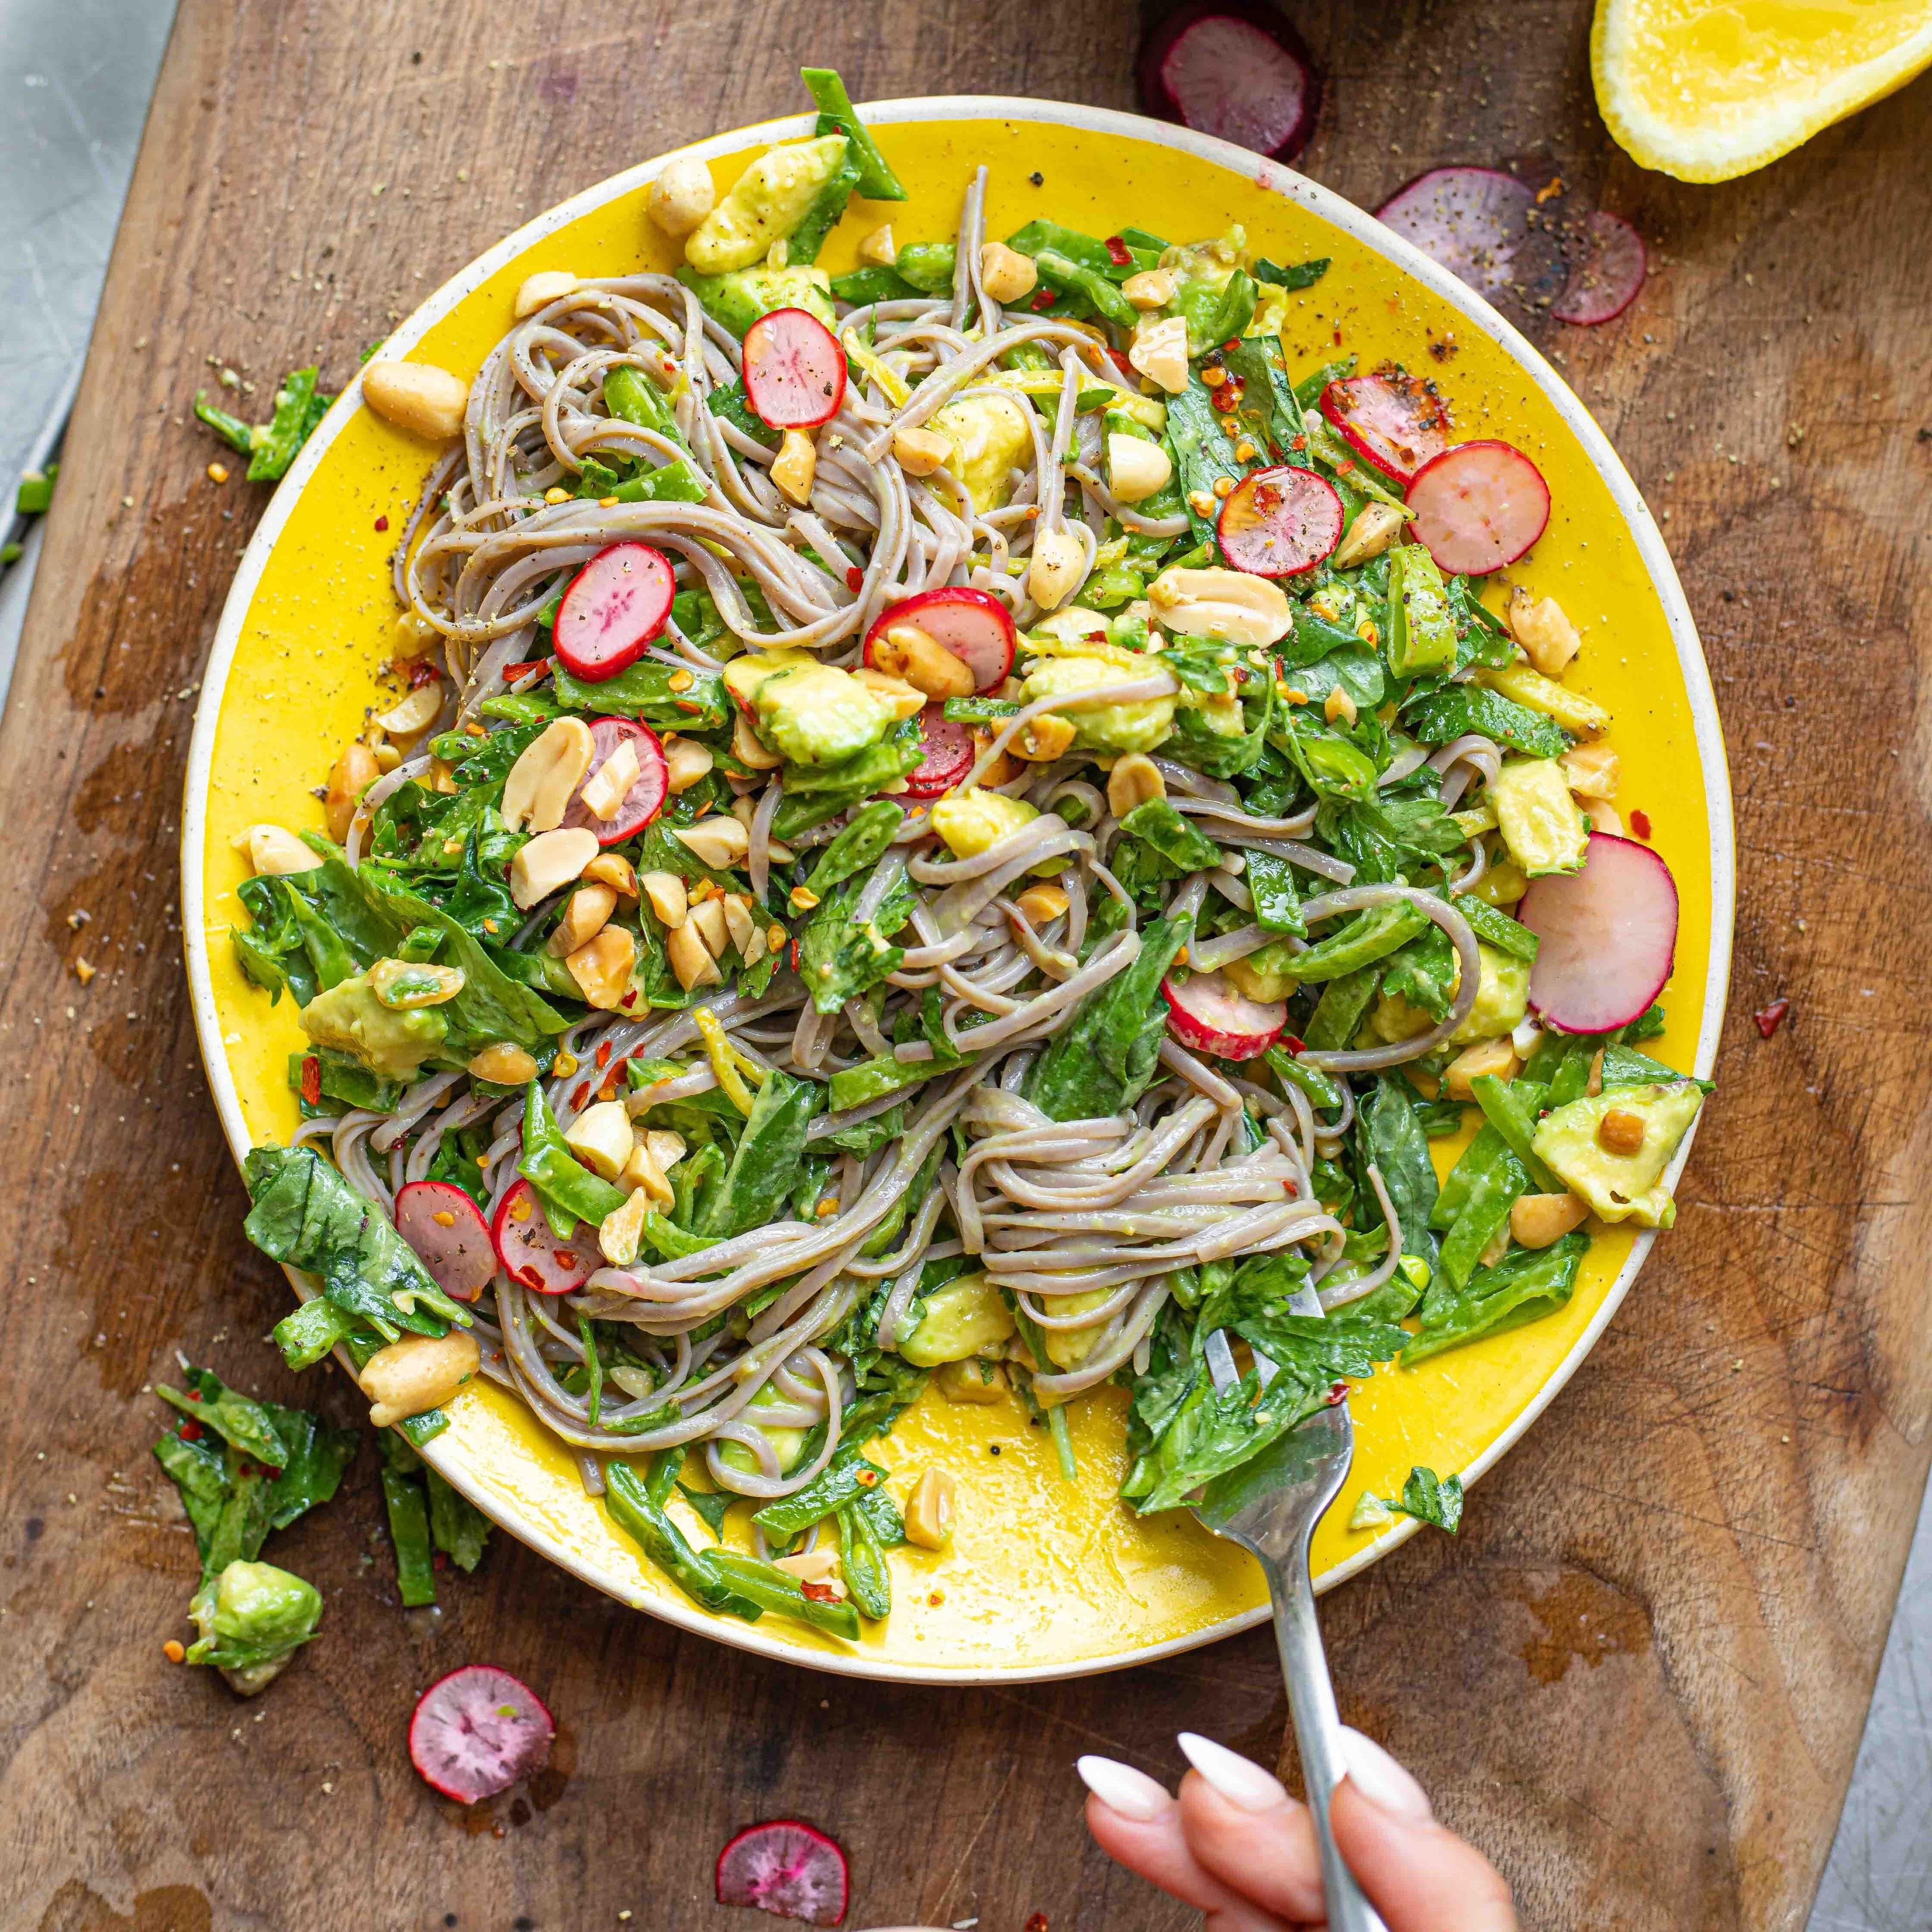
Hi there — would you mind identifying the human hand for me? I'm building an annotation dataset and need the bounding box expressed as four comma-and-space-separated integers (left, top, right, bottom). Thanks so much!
1078, 1728, 1516, 1931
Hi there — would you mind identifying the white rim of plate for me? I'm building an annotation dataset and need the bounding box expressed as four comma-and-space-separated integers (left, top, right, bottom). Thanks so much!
180, 96, 1735, 1684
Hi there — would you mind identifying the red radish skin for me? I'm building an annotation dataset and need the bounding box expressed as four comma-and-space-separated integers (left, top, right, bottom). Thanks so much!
1553, 210, 1648, 326
901, 703, 976, 800
1138, 3, 1323, 163
1404, 440, 1550, 576
394, 1181, 496, 1303
864, 587, 1016, 693
1376, 167, 1560, 313
559, 716, 669, 844
1216, 465, 1343, 578
1517, 833, 1679, 1034
1320, 372, 1453, 487
715, 1819, 850, 1926
554, 542, 675, 682
742, 308, 847, 430
409, 1665, 554, 1805
1161, 969, 1287, 1061
491, 1179, 596, 1295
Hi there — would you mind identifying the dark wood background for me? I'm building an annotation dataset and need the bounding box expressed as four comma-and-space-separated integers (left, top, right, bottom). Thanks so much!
6, 3, 1928, 1927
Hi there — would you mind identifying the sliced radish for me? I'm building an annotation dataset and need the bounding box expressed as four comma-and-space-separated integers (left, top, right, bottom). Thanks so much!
1162, 969, 1287, 1061
1138, 3, 1323, 163
1517, 834, 1678, 1034
554, 542, 676, 682
1404, 440, 1550, 576
864, 587, 1016, 693
901, 703, 976, 800
1376, 167, 1559, 312
409, 1665, 554, 1805
1216, 466, 1343, 578
394, 1181, 496, 1304
1320, 372, 1453, 487
715, 1819, 850, 1926
491, 1178, 597, 1295
560, 716, 668, 845
1553, 211, 1648, 327
742, 308, 847, 431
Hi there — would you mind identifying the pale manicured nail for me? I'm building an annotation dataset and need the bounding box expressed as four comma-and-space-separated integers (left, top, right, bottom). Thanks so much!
1338, 1726, 1434, 1824
1076, 1754, 1170, 1822
1177, 1732, 1289, 1813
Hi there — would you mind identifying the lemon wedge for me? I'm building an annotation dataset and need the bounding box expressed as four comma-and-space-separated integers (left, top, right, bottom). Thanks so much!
1593, 0, 1932, 182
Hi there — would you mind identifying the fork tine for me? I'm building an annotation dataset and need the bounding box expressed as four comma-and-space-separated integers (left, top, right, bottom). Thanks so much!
1252, 1345, 1279, 1389
1203, 1327, 1239, 1391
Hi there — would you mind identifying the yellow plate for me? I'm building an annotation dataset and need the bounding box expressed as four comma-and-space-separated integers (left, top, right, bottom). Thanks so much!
181, 100, 1733, 1683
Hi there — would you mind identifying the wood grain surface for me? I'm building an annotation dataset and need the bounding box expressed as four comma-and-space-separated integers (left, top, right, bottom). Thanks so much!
4, 4, 1928, 1927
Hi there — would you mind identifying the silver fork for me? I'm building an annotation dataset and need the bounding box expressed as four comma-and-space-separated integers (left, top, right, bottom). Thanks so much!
1193, 1297, 1386, 1932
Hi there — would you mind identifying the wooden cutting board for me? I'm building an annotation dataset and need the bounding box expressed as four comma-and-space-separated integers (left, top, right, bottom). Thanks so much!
6, 4, 1928, 1927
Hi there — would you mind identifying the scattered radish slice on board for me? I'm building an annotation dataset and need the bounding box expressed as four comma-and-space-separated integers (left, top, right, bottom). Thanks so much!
1517, 833, 1679, 1034
1138, 3, 1323, 162
1376, 166, 1544, 309
1404, 440, 1550, 575
490, 1179, 595, 1295
1320, 372, 1453, 487
394, 1181, 496, 1303
863, 587, 1016, 693
715, 1819, 850, 1926
1216, 465, 1344, 578
409, 1665, 554, 1805
901, 703, 976, 800
742, 308, 847, 430
1553, 210, 1648, 326
559, 716, 668, 844
553, 542, 675, 682
1161, 969, 1287, 1061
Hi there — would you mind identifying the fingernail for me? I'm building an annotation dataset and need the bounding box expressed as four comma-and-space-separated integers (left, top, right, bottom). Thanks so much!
1076, 1754, 1170, 1822
1338, 1727, 1434, 1824
1177, 1732, 1289, 1813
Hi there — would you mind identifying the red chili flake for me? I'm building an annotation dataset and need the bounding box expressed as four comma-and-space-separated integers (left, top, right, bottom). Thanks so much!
674, 699, 703, 714
502, 659, 551, 682
845, 565, 865, 593
800, 1581, 839, 1604
595, 1042, 612, 1070
1026, 1916, 1050, 1932
407, 658, 442, 688
1630, 809, 1653, 840
790, 938, 802, 974
1105, 347, 1139, 385
1332, 327, 1343, 346
1104, 234, 1133, 266
261, 1467, 282, 1480
856, 1468, 878, 1488
433, 1551, 449, 1571
1030, 289, 1057, 311
176, 1419, 204, 1442
620, 991, 639, 1008
1327, 1382, 1349, 1405
1290, 434, 1308, 452
236, 1462, 254, 1480
1282, 1033, 1307, 1056
299, 1055, 322, 1106
1754, 998, 1790, 1039
374, 515, 390, 532
185, 1389, 203, 1402
572, 1082, 591, 1109
517, 1267, 544, 1290
597, 1083, 616, 1104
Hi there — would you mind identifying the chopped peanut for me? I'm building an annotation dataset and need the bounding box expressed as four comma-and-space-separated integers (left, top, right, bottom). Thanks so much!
667, 920, 722, 992
663, 735, 714, 794
565, 926, 636, 1008
584, 851, 638, 897
891, 425, 953, 476
1445, 1036, 1517, 1100
325, 741, 379, 843
565, 1100, 634, 1181
547, 883, 617, 956
1561, 742, 1621, 799
639, 870, 689, 928
1013, 883, 1070, 926
771, 428, 818, 506
1015, 712, 1077, 761
872, 623, 974, 700
1510, 1192, 1590, 1248
467, 1043, 538, 1084
978, 242, 1038, 303
1505, 586, 1582, 677
1597, 1107, 1647, 1156
904, 1469, 955, 1550
1106, 753, 1166, 818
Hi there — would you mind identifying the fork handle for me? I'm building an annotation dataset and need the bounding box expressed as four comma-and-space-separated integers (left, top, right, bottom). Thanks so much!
1261, 1552, 1389, 1932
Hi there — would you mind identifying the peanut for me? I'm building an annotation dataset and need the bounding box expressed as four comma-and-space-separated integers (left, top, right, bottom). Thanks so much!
503, 716, 596, 832
1013, 883, 1071, 926
667, 919, 722, 991
1597, 1107, 1647, 1156
235, 824, 321, 876
514, 270, 579, 319
1444, 1036, 1518, 1100
647, 156, 715, 239
891, 425, 953, 476
873, 623, 975, 700
510, 827, 599, 909
1105, 753, 1166, 819
1510, 1192, 1590, 1248
1505, 586, 1582, 677
1121, 268, 1175, 310
1331, 501, 1407, 569
663, 735, 715, 794
565, 925, 636, 1009
375, 681, 444, 738
1027, 527, 1085, 612
1562, 742, 1621, 799
1015, 712, 1078, 761
640, 870, 689, 928
580, 738, 641, 821
904, 1468, 955, 1550
547, 883, 617, 956
467, 1042, 538, 1085
598, 1188, 648, 1266
1126, 314, 1189, 394
325, 741, 380, 843
363, 361, 470, 442
565, 1099, 634, 1180
361, 1330, 480, 1429
857, 223, 898, 267
732, 711, 783, 770
978, 241, 1039, 303
672, 816, 750, 869
583, 851, 638, 897
771, 427, 818, 506
1148, 566, 1292, 647
1106, 433, 1173, 505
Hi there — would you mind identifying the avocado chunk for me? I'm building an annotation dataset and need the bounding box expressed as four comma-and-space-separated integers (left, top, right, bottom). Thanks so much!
1531, 1080, 1703, 1227
1371, 941, 1530, 1044
929, 393, 1034, 514
714, 1384, 809, 1477
722, 648, 898, 767
1019, 653, 1175, 756
1489, 757, 1587, 877
300, 968, 447, 1080
1225, 937, 1303, 1004
900, 1272, 1015, 1367
1037, 1287, 1116, 1370
678, 262, 834, 337
187, 1558, 324, 1695
685, 134, 850, 275
929, 790, 1068, 878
